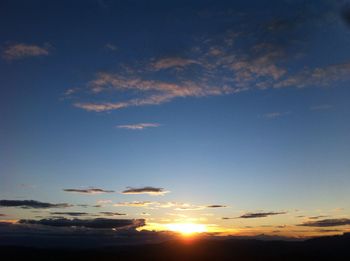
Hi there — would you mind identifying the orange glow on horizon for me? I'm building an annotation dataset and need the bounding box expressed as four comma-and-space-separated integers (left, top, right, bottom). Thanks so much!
0, 219, 18, 224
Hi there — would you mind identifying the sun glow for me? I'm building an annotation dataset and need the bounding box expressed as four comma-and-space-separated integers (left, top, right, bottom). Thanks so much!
165, 223, 207, 235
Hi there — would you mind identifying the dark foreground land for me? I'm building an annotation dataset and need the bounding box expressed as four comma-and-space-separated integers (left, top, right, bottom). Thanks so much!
1, 233, 350, 261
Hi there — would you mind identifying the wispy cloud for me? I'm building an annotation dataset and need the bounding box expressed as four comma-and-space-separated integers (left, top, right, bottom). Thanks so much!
67, 13, 350, 113
121, 186, 169, 195
73, 72, 232, 112
113, 201, 205, 210
114, 201, 154, 207
174, 204, 205, 211
262, 112, 289, 119
298, 218, 350, 227
105, 43, 117, 51
63, 188, 114, 194
0, 200, 71, 209
116, 123, 160, 130
3, 43, 50, 60
150, 57, 199, 70
274, 63, 350, 89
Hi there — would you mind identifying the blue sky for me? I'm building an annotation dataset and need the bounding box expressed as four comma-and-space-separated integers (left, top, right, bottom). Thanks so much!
1, 0, 350, 238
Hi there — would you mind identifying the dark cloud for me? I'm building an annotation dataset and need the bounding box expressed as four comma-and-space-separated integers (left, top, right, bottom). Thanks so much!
298, 218, 350, 227
0, 222, 176, 248
206, 205, 227, 208
100, 212, 127, 216
19, 218, 145, 229
0, 213, 5, 216
122, 186, 169, 195
0, 200, 71, 209
63, 188, 114, 194
238, 212, 287, 219
50, 212, 88, 217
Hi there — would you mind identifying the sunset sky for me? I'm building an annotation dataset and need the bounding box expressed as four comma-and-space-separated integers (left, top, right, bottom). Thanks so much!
1, 0, 350, 241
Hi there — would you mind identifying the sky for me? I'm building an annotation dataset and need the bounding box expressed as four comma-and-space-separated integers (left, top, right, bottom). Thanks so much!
1, 0, 350, 242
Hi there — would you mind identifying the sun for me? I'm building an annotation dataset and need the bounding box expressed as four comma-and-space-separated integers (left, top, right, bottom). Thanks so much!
165, 223, 207, 236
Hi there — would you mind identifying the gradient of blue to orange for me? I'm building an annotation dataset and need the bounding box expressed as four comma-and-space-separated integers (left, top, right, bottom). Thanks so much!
1, 0, 350, 238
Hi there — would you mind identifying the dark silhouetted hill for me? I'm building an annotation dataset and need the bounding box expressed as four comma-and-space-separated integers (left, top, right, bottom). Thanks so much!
1, 233, 349, 261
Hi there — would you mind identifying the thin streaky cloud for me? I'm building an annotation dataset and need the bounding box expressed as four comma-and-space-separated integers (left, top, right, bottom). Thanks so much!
206, 205, 227, 208
50, 212, 88, 217
113, 201, 205, 210
238, 211, 287, 218
63, 188, 114, 194
121, 186, 169, 195
105, 43, 117, 51
150, 57, 199, 71
0, 200, 71, 209
274, 62, 350, 89
114, 201, 153, 207
262, 111, 289, 119
72, 72, 234, 112
222, 212, 287, 220
116, 123, 160, 130
3, 43, 50, 60
174, 205, 205, 211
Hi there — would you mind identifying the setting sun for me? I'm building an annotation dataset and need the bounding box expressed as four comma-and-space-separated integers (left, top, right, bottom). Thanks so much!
165, 223, 207, 235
